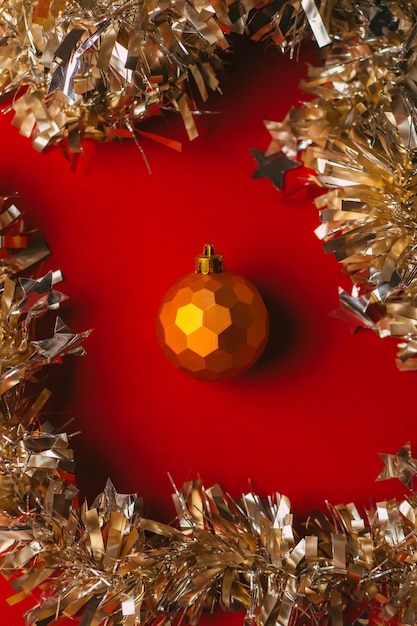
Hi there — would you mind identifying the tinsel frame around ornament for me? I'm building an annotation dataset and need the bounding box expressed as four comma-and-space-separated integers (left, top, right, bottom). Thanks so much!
3, 0, 417, 625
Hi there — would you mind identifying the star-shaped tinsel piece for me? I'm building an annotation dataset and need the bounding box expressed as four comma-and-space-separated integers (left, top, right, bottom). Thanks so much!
32, 316, 92, 360
250, 148, 301, 190
376, 442, 417, 489
13, 271, 66, 321
91, 478, 142, 523
328, 287, 376, 334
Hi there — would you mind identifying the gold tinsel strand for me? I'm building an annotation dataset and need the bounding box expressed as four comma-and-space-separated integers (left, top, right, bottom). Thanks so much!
262, 2, 417, 369
0, 0, 331, 152
10, 474, 417, 625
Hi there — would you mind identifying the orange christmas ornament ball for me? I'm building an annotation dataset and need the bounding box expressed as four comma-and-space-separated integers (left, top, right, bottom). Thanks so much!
156, 244, 269, 381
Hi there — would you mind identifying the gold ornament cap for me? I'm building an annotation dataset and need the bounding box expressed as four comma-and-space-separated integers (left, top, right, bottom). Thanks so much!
195, 243, 223, 274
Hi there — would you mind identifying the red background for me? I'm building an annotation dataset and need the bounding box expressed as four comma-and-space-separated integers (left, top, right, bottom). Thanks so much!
0, 38, 415, 624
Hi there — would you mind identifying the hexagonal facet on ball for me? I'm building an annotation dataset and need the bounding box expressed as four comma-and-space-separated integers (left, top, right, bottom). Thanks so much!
156, 248, 269, 380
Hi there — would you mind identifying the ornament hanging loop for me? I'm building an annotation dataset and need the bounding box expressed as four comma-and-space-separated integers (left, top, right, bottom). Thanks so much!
195, 243, 223, 274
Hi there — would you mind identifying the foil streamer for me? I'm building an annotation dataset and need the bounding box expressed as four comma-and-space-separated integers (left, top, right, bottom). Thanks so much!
9, 476, 417, 626
0, 196, 88, 502
258, 2, 417, 369
0, 0, 332, 151
0, 195, 92, 620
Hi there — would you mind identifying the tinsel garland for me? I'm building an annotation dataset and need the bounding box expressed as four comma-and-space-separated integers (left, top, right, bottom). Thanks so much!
3, 0, 417, 625
0, 0, 329, 152
259, 10, 417, 370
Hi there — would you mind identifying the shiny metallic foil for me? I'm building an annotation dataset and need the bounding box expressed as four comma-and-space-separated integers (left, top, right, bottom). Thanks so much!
262, 3, 417, 369
0, 0, 330, 150
0, 196, 92, 617
10, 476, 417, 626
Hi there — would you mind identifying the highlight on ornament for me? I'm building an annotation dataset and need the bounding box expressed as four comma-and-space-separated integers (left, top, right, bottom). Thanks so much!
156, 243, 269, 380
